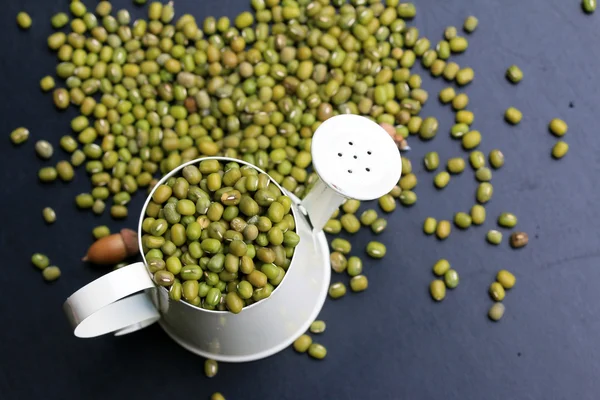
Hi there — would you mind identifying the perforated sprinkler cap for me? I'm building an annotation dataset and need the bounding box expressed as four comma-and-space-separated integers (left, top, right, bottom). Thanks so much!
311, 115, 402, 201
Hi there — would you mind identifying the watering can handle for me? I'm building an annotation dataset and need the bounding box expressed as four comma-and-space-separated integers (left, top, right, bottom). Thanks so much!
63, 262, 160, 338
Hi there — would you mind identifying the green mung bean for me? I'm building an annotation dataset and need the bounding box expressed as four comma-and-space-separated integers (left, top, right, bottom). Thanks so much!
452, 93, 469, 111
583, 0, 597, 13
328, 282, 347, 299
455, 68, 474, 86
347, 256, 363, 277
32, 253, 50, 270
476, 182, 493, 203
310, 321, 326, 334
505, 107, 522, 125
17, 12, 32, 29
293, 334, 312, 352
424, 152, 439, 171
456, 110, 474, 125
470, 205, 486, 225
549, 118, 568, 137
444, 269, 459, 289
444, 26, 457, 40
506, 65, 523, 83
447, 158, 465, 174
10, 127, 29, 145
488, 302, 505, 321
367, 217, 385, 234
330, 252, 348, 273
475, 167, 492, 182
204, 359, 218, 378
308, 343, 327, 360
341, 213, 361, 233
451, 123, 469, 139
399, 174, 417, 190
433, 259, 450, 276
489, 282, 505, 301
498, 212, 518, 228
463, 16, 478, 33
331, 238, 351, 255
462, 130, 481, 150
454, 212, 472, 229
42, 207, 56, 224
366, 241, 386, 259
350, 275, 368, 292
486, 230, 503, 245
360, 209, 378, 226
92, 225, 111, 239
497, 270, 516, 289
419, 117, 438, 140
324, 219, 342, 234
39, 167, 58, 182
449, 37, 468, 53
489, 150, 504, 169
430, 279, 446, 301
552, 141, 569, 159
436, 220, 451, 240
434, 171, 450, 189
423, 217, 437, 235
438, 87, 456, 104
42, 266, 61, 282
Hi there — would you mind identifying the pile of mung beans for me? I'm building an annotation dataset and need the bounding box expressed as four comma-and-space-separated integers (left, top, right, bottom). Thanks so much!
12, 0, 583, 389
141, 158, 299, 312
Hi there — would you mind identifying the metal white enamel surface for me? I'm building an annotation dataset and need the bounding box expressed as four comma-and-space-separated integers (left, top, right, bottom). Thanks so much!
310, 114, 402, 200
63, 157, 331, 363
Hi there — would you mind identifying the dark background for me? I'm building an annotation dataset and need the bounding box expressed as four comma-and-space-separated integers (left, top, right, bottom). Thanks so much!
1, 0, 600, 399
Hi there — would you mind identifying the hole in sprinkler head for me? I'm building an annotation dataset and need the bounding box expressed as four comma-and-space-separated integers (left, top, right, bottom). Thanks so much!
353, 155, 357, 159
366, 168, 370, 172
348, 169, 352, 173
349, 141, 353, 145
367, 151, 372, 155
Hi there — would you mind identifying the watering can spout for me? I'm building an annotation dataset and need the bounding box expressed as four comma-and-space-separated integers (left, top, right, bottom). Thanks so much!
298, 115, 403, 233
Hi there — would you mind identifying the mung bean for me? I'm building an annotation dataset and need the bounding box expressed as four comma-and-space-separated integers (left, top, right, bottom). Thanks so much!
433, 259, 450, 276
17, 12, 32, 29
42, 207, 56, 224
552, 141, 569, 159
463, 16, 478, 33
498, 212, 518, 228
434, 171, 450, 189
430, 279, 446, 301
293, 334, 312, 352
436, 220, 451, 240
510, 232, 529, 248
486, 230, 502, 245
423, 217, 437, 235
328, 282, 347, 299
506, 65, 523, 83
32, 253, 50, 270
497, 270, 516, 289
310, 321, 326, 334
350, 275, 368, 292
488, 302, 505, 321
42, 266, 61, 281
505, 107, 522, 125
308, 343, 327, 360
10, 127, 29, 145
489, 282, 505, 301
583, 0, 597, 13
444, 269, 459, 289
366, 241, 386, 259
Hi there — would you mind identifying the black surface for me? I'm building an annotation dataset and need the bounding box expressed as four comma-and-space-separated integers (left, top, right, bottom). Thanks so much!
2, 1, 600, 399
